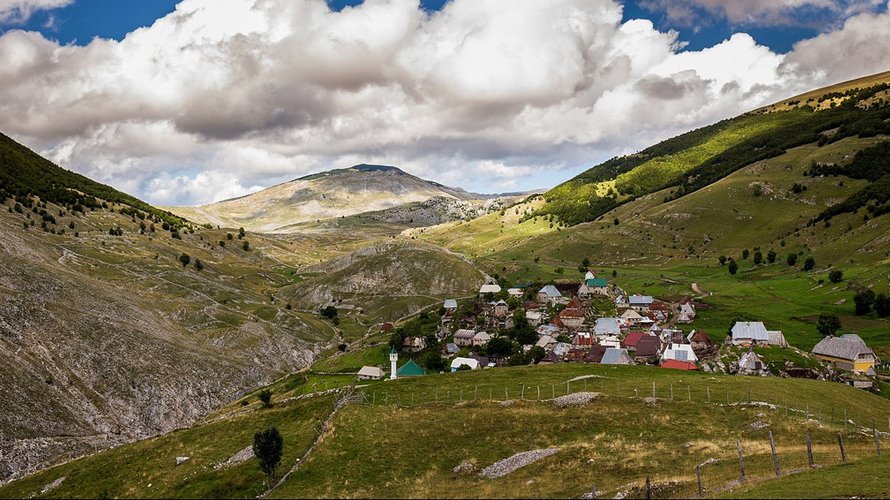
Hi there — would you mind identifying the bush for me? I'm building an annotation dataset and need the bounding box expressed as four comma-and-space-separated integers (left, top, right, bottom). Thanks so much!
753, 251, 763, 265
257, 389, 273, 407
242, 240, 250, 251
194, 259, 204, 271
802, 256, 815, 271
253, 426, 283, 484
875, 293, 890, 317
828, 270, 843, 283
786, 253, 798, 266
816, 312, 842, 336
728, 259, 738, 275
854, 288, 876, 315
767, 249, 776, 263
179, 253, 190, 267
321, 305, 338, 319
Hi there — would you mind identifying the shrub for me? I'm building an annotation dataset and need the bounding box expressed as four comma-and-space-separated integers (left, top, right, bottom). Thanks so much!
253, 426, 283, 484
802, 256, 815, 271
179, 253, 190, 267
816, 313, 842, 336
786, 253, 798, 266
828, 270, 843, 283
854, 288, 876, 315
257, 388, 273, 407
728, 259, 738, 275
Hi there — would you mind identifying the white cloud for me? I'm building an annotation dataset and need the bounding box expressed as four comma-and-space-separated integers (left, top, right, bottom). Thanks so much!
0, 0, 71, 24
0, 0, 887, 205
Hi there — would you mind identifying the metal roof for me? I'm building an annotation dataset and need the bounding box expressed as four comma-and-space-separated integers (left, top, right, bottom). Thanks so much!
538, 285, 562, 298
812, 335, 874, 361
731, 322, 769, 341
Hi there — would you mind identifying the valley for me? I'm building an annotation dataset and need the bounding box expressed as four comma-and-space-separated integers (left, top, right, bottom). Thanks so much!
2, 73, 890, 498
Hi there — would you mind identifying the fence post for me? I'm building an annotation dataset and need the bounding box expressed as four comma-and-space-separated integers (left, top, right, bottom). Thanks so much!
617, 381, 620, 397
747, 386, 751, 404
538, 385, 541, 401
819, 406, 823, 425
707, 386, 711, 404
876, 428, 882, 456
838, 432, 846, 463
373, 392, 376, 405
435, 389, 438, 403
552, 384, 555, 399
460, 388, 463, 403
806, 433, 815, 468
726, 388, 729, 405
645, 474, 651, 500
844, 409, 847, 430
696, 464, 702, 497
520, 385, 524, 400
785, 399, 788, 417
567, 380, 570, 395
831, 407, 834, 427
505, 387, 509, 401
585, 379, 588, 392
653, 381, 656, 398
446, 391, 450, 404
636, 383, 639, 397
591, 482, 597, 499
398, 394, 401, 406
474, 387, 477, 402
411, 393, 414, 406
806, 403, 809, 421
769, 431, 780, 476
737, 439, 746, 480
688, 386, 691, 403
422, 392, 424, 405
671, 383, 673, 401
489, 387, 492, 402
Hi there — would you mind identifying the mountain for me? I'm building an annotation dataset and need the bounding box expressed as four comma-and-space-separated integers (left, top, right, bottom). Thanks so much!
168, 164, 510, 233
528, 74, 890, 226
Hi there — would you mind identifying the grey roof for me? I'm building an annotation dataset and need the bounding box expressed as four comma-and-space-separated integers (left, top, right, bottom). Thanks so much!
454, 329, 476, 339
538, 285, 562, 298
812, 335, 874, 361
629, 295, 654, 305
444, 299, 458, 309
731, 322, 769, 342
594, 318, 621, 336
601, 348, 633, 365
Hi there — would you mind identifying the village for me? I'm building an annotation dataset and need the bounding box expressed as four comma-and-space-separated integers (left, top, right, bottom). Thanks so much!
357, 270, 881, 390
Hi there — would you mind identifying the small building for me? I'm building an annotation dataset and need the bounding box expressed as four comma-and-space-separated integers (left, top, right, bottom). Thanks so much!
523, 301, 540, 311
767, 330, 789, 348
661, 343, 698, 363
599, 335, 622, 349
553, 342, 572, 357
493, 300, 510, 318
737, 350, 770, 376
472, 331, 491, 347
558, 307, 585, 329
357, 366, 385, 380
443, 342, 460, 356
594, 318, 622, 337
587, 278, 609, 295
526, 310, 544, 326
454, 329, 476, 347
469, 354, 490, 368
731, 321, 770, 346
811, 334, 878, 372
585, 270, 597, 281
584, 345, 609, 364
621, 332, 647, 352
507, 288, 524, 298
536, 335, 558, 351
451, 357, 480, 371
539, 352, 562, 364
537, 285, 563, 304
380, 322, 394, 332
621, 309, 643, 328
402, 336, 427, 352
479, 284, 502, 295
601, 348, 634, 365
396, 360, 426, 377
634, 336, 662, 362
444, 299, 458, 311
629, 295, 654, 312
687, 330, 714, 351
574, 331, 595, 346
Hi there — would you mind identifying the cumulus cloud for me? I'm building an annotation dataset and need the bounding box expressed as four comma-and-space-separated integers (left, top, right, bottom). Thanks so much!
0, 0, 887, 205
0, 0, 71, 24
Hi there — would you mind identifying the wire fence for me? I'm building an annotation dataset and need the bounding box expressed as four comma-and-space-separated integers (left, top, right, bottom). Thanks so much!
346, 377, 888, 498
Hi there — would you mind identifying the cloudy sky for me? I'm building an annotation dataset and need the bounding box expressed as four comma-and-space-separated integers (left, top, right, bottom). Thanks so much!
1, 0, 889, 205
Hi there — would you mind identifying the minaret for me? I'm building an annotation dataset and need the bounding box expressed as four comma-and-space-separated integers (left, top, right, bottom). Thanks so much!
390, 347, 398, 380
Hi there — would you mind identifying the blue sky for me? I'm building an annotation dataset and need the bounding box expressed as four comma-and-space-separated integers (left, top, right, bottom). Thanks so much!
0, 0, 888, 205
6, 0, 842, 53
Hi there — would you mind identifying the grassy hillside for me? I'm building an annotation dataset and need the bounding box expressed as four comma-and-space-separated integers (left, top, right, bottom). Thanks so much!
4, 364, 890, 499
530, 76, 890, 226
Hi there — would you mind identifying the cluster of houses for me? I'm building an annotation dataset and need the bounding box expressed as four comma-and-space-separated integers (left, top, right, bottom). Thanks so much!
357, 270, 880, 384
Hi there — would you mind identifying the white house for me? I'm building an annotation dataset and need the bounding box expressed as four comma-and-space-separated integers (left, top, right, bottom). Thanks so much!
357, 366, 385, 380
454, 329, 476, 347
594, 318, 622, 337
599, 335, 622, 349
629, 295, 654, 312
479, 284, 502, 295
661, 343, 698, 363
621, 309, 643, 328
537, 285, 563, 304
731, 322, 770, 346
585, 270, 597, 281
472, 331, 491, 347
444, 299, 458, 311
525, 310, 543, 326
507, 288, 524, 298
450, 357, 480, 371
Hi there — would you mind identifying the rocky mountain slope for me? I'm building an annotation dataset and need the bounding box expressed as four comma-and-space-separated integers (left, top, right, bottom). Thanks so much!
169, 164, 506, 233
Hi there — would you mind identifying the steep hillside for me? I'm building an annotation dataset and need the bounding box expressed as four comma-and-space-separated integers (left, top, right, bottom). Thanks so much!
281, 241, 485, 323
168, 164, 498, 233
0, 135, 353, 481
529, 73, 890, 225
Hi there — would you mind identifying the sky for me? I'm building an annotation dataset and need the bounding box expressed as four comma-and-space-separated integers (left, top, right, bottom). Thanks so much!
1, 0, 889, 206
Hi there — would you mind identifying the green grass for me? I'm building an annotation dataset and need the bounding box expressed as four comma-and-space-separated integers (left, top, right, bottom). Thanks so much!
0, 395, 337, 500
715, 453, 890, 498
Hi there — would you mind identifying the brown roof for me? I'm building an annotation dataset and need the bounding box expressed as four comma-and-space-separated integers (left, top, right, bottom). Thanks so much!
689, 330, 713, 345
650, 301, 668, 311
524, 301, 540, 310
566, 297, 582, 309
559, 308, 584, 318
634, 336, 662, 357
585, 345, 608, 363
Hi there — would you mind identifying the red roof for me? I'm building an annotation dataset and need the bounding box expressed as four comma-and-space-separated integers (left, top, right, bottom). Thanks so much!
574, 334, 595, 346
566, 297, 582, 309
623, 332, 646, 348
551, 317, 565, 327
559, 308, 584, 318
381, 323, 394, 332
650, 301, 668, 311
524, 301, 540, 310
660, 359, 699, 370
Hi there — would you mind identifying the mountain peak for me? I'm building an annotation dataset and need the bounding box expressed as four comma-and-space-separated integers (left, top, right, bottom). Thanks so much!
297, 164, 404, 181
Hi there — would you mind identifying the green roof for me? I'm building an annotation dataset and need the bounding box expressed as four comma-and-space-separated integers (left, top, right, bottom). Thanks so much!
587, 278, 608, 287
396, 359, 426, 377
